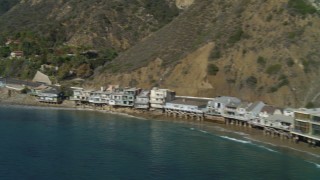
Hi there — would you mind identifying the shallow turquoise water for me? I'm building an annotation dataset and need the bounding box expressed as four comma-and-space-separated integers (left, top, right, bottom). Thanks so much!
0, 106, 319, 180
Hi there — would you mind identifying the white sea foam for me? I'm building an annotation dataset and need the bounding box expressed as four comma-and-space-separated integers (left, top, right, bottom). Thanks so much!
211, 126, 229, 132
285, 147, 320, 158
199, 130, 208, 134
234, 131, 249, 136
244, 137, 278, 147
220, 136, 252, 144
308, 161, 320, 168
257, 145, 278, 153
189, 128, 209, 134
221, 136, 279, 153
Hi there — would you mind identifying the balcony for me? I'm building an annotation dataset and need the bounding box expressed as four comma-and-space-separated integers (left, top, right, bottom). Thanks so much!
150, 100, 164, 104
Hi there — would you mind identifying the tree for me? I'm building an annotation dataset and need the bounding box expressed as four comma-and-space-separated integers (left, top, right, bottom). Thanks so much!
0, 46, 10, 58
57, 64, 72, 80
207, 64, 219, 75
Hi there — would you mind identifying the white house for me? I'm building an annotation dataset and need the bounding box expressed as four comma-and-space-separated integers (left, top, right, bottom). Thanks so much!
149, 87, 175, 109
206, 96, 241, 115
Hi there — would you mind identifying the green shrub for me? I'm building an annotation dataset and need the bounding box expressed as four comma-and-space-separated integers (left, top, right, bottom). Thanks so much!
302, 59, 319, 73
288, 32, 297, 39
268, 86, 278, 93
257, 56, 266, 66
21, 87, 30, 94
228, 28, 244, 44
246, 76, 258, 87
288, 0, 318, 15
278, 74, 289, 87
144, 0, 179, 26
266, 14, 273, 22
306, 102, 315, 108
207, 64, 219, 75
209, 48, 221, 60
0, 46, 10, 58
266, 64, 282, 75
286, 58, 294, 67
268, 74, 289, 93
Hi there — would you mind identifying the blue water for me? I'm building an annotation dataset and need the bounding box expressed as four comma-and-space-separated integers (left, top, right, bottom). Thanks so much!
0, 106, 319, 180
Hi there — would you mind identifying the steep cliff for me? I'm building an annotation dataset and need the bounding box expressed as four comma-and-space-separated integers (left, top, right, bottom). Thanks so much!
92, 0, 320, 107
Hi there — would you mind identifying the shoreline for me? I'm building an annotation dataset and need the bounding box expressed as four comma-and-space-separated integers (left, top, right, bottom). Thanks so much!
1, 101, 319, 161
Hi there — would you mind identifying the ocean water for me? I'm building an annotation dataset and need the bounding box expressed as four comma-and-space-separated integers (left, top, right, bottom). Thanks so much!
0, 106, 319, 180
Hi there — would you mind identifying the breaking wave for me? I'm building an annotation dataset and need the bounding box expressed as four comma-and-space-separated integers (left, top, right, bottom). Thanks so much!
220, 136, 252, 144
308, 161, 320, 168
220, 136, 278, 153
199, 130, 208, 134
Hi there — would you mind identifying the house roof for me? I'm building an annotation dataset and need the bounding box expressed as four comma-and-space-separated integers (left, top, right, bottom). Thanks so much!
124, 87, 140, 92
71, 87, 84, 90
265, 114, 294, 124
107, 85, 119, 91
5, 84, 24, 91
42, 88, 60, 94
237, 102, 250, 109
32, 71, 52, 85
261, 105, 282, 114
210, 96, 241, 104
151, 87, 175, 92
91, 90, 112, 94
247, 101, 265, 113
294, 108, 320, 116
2, 78, 44, 88
137, 90, 150, 97
34, 84, 50, 90
226, 101, 241, 108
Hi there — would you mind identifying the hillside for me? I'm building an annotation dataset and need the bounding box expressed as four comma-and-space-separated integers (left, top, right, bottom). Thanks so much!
0, 0, 180, 50
91, 0, 320, 107
0, 0, 320, 107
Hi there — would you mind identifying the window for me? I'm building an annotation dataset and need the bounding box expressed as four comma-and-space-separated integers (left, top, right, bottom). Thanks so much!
312, 115, 320, 123
312, 124, 320, 136
294, 113, 310, 121
294, 120, 309, 134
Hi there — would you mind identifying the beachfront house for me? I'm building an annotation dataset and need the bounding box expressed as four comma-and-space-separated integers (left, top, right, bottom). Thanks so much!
149, 87, 176, 109
164, 97, 208, 113
206, 96, 241, 116
134, 90, 150, 109
223, 101, 243, 117
250, 105, 295, 130
245, 101, 266, 119
88, 88, 112, 106
70, 87, 93, 104
37, 88, 63, 104
109, 88, 141, 107
263, 114, 294, 131
164, 97, 209, 119
291, 108, 320, 144
259, 105, 283, 118
283, 108, 295, 117
30, 84, 51, 96
222, 102, 258, 122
